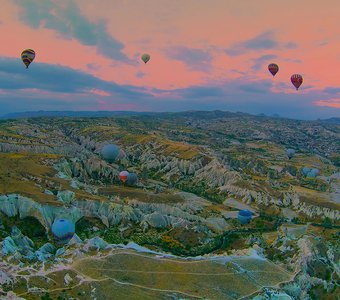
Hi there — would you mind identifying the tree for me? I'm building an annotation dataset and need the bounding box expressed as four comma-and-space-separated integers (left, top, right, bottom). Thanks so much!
322, 217, 332, 228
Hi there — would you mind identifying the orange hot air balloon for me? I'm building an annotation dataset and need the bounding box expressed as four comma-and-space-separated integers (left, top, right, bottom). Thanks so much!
268, 63, 279, 76
291, 74, 303, 90
119, 171, 129, 183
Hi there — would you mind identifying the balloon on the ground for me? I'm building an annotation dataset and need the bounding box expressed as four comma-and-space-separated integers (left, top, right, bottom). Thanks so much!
119, 170, 129, 183
101, 144, 120, 163
291, 74, 303, 90
238, 210, 253, 224
141, 53, 150, 64
21, 49, 35, 69
268, 63, 279, 76
51, 219, 75, 243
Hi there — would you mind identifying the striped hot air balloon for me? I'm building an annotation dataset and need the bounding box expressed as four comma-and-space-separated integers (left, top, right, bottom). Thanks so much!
21, 49, 36, 69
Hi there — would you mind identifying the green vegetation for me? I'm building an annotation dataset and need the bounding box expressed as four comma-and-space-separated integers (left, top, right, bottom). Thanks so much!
41, 293, 53, 300
0, 213, 48, 248
175, 179, 226, 204
99, 186, 184, 204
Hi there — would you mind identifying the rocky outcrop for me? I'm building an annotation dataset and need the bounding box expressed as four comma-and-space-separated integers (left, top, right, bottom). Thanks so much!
221, 183, 340, 220
0, 193, 211, 233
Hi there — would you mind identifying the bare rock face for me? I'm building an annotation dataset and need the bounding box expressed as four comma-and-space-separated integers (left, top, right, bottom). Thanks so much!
33, 131, 338, 223
0, 270, 13, 286
55, 158, 119, 184
83, 237, 108, 251
57, 190, 75, 204
35, 243, 56, 262
205, 217, 230, 233
0, 194, 82, 229
222, 183, 340, 220
143, 212, 169, 228
264, 224, 339, 299
195, 158, 240, 187
1, 227, 35, 259
0, 191, 213, 237
64, 273, 73, 286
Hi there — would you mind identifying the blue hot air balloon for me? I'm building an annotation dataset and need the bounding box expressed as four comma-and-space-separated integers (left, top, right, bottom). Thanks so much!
101, 144, 120, 163
302, 167, 311, 176
126, 172, 138, 186
310, 168, 320, 176
307, 168, 320, 178
238, 210, 253, 224
51, 219, 75, 243
286, 149, 295, 160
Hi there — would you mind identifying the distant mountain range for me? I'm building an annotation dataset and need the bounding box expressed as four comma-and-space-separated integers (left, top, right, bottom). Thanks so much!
316, 117, 340, 124
0, 110, 153, 119
1, 110, 339, 124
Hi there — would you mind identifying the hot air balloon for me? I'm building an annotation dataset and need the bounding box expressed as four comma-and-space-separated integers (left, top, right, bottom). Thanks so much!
126, 172, 138, 186
268, 63, 279, 76
119, 171, 129, 183
51, 219, 75, 243
287, 148, 295, 160
302, 167, 311, 176
307, 168, 320, 178
141, 53, 150, 64
291, 74, 303, 90
21, 49, 35, 69
101, 144, 120, 163
238, 210, 253, 224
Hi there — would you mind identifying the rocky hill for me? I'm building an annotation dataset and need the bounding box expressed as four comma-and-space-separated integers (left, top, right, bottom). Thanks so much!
0, 112, 339, 299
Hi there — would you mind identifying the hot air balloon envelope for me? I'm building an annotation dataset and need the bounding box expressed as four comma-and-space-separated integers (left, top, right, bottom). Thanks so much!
119, 170, 129, 183
101, 144, 120, 163
307, 168, 320, 178
51, 219, 75, 243
287, 149, 295, 159
141, 53, 150, 64
238, 210, 252, 224
21, 49, 35, 69
268, 63, 279, 76
126, 172, 138, 186
302, 167, 311, 176
291, 74, 303, 90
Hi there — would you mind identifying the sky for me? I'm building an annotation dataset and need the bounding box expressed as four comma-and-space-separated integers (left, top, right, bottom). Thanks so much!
0, 0, 339, 119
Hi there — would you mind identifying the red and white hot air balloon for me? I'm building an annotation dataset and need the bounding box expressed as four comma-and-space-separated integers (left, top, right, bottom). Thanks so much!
119, 171, 129, 183
268, 63, 279, 77
291, 74, 303, 90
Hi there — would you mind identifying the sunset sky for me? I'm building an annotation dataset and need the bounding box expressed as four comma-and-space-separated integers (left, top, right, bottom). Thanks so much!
0, 0, 339, 119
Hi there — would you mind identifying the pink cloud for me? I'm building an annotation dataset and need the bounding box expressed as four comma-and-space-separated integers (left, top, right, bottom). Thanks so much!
1, 0, 337, 92
313, 98, 340, 108
1, 0, 340, 118
89, 89, 111, 97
